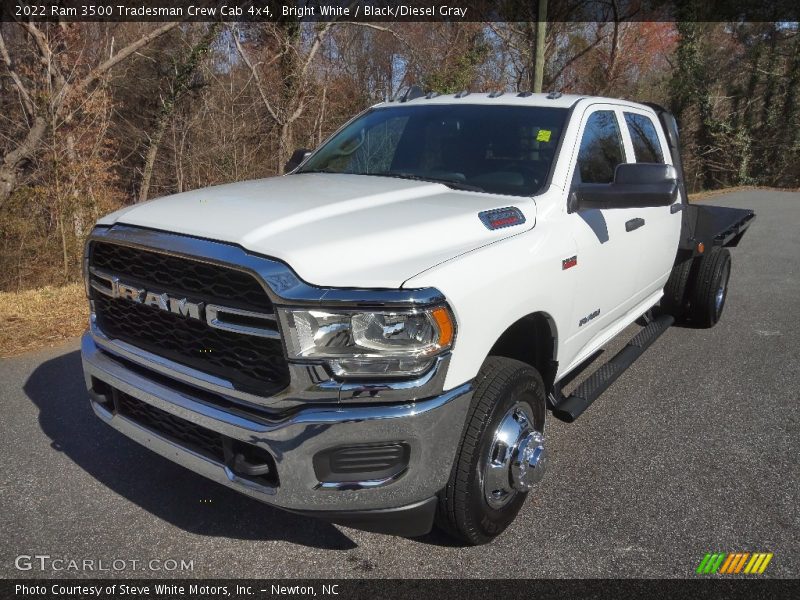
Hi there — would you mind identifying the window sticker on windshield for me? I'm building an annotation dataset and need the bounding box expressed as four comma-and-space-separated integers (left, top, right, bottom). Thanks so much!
536, 129, 552, 142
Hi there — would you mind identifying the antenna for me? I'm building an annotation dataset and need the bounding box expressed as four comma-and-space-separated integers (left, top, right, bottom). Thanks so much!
399, 85, 425, 102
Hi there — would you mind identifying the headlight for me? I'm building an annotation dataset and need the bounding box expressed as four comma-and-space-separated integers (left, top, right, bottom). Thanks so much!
278, 306, 455, 378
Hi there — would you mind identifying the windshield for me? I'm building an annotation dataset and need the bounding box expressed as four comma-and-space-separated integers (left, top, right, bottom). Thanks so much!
298, 104, 568, 196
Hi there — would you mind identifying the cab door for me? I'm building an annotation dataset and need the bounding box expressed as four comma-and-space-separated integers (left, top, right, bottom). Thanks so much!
620, 109, 682, 299
562, 106, 641, 366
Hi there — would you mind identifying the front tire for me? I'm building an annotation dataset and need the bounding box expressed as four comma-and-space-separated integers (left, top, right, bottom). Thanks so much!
436, 357, 547, 545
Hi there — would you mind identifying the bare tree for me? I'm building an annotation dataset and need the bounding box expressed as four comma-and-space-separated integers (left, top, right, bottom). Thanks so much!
0, 21, 179, 207
233, 21, 334, 173
138, 23, 220, 202
1, 18, 799, 291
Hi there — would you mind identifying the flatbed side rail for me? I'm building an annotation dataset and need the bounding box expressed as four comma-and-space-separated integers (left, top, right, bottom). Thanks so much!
681, 204, 756, 254
714, 210, 755, 246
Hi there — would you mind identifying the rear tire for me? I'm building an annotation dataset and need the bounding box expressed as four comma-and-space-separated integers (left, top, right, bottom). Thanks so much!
689, 246, 731, 328
436, 356, 546, 545
661, 257, 694, 320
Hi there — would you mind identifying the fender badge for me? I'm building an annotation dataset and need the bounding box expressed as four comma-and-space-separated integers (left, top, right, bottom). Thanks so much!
479, 207, 526, 230
579, 308, 600, 327
562, 255, 578, 270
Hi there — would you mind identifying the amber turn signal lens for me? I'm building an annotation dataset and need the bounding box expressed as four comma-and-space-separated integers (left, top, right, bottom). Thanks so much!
431, 307, 454, 347
697, 242, 705, 253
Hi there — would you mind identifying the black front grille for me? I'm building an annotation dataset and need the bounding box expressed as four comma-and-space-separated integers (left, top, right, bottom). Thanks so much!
117, 391, 226, 461
91, 241, 272, 311
114, 391, 278, 487
89, 241, 290, 396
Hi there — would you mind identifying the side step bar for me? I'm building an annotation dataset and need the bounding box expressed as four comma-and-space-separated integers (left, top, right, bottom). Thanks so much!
550, 314, 675, 422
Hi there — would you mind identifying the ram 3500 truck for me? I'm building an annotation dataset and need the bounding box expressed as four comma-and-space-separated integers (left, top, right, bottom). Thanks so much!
81, 91, 754, 544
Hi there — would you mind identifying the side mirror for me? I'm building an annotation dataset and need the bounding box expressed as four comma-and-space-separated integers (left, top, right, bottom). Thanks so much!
573, 163, 678, 211
284, 148, 312, 173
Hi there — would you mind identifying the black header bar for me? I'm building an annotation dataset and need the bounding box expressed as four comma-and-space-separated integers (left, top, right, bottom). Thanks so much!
4, 579, 800, 600
2, 0, 800, 23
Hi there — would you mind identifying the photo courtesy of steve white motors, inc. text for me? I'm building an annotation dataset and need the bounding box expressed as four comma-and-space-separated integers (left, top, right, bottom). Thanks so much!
14, 583, 341, 597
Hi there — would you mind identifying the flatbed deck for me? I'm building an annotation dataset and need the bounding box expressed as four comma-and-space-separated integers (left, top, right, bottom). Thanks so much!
683, 203, 756, 254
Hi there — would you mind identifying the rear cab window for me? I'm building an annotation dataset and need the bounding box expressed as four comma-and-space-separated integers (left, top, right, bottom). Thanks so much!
623, 112, 665, 163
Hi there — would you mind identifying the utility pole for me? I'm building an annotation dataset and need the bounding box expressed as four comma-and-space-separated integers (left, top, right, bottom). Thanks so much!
533, 0, 548, 92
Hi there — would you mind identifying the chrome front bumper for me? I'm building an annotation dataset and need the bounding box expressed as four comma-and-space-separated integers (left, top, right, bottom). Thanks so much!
81, 334, 472, 514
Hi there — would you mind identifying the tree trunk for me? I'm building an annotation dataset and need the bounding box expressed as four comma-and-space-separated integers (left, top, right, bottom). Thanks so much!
59, 214, 69, 283
138, 24, 220, 202
603, 12, 621, 94
0, 117, 47, 207
138, 116, 170, 203
532, 0, 547, 93
278, 122, 292, 174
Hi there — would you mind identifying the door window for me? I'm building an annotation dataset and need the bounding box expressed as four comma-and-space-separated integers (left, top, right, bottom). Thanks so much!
576, 111, 626, 183
624, 113, 665, 163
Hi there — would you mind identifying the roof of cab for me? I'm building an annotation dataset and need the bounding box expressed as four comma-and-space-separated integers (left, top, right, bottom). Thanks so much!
372, 91, 655, 113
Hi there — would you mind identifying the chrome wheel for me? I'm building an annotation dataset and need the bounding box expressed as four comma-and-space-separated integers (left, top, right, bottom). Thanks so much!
715, 262, 730, 318
483, 402, 547, 509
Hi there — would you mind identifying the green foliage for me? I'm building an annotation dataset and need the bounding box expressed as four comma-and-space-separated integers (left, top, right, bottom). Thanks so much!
421, 35, 490, 94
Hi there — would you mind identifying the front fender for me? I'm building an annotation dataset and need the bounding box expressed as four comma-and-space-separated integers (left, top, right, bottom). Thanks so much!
404, 219, 577, 390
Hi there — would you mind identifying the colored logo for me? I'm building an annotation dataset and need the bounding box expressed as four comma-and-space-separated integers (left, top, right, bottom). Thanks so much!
478, 207, 526, 230
696, 552, 773, 575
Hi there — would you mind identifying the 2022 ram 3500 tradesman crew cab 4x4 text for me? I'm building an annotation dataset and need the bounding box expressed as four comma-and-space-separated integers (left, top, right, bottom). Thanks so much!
81, 92, 754, 544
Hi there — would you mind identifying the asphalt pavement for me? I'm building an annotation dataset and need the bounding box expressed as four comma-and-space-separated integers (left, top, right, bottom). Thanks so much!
1, 190, 797, 578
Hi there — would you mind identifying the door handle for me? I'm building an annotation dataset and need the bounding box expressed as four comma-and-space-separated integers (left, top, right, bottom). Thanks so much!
625, 218, 645, 232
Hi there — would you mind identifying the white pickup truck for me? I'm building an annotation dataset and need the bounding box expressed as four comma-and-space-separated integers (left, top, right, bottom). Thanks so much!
81, 90, 754, 544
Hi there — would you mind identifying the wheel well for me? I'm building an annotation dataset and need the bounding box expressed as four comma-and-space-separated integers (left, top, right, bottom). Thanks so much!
488, 313, 558, 392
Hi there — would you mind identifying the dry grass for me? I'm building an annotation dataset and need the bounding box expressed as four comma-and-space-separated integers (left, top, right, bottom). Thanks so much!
0, 283, 88, 358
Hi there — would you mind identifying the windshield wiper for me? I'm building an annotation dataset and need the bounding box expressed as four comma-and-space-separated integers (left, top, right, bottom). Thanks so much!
372, 172, 486, 193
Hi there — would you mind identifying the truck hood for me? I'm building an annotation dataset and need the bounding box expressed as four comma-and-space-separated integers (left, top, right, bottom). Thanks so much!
104, 173, 534, 288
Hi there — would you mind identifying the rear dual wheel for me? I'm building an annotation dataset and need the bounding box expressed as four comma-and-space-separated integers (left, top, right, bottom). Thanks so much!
689, 246, 731, 327
661, 256, 694, 319
661, 246, 731, 328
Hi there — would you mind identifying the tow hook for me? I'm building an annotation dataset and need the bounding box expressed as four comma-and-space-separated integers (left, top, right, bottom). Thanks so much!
223, 440, 273, 478
232, 452, 272, 477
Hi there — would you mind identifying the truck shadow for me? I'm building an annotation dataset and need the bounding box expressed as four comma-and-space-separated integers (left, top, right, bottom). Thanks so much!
578, 209, 609, 243
24, 349, 357, 551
